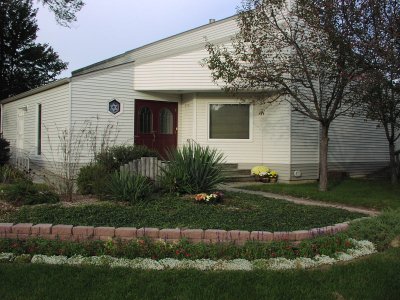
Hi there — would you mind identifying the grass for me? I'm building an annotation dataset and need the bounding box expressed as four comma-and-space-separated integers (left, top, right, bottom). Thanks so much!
0, 248, 399, 299
0, 192, 364, 232
240, 178, 400, 210
347, 209, 400, 251
1, 188, 399, 299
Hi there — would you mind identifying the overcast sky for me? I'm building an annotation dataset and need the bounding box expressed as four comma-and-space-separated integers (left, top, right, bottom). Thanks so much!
34, 0, 242, 78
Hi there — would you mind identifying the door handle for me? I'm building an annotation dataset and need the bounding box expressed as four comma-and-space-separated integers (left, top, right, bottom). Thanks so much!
152, 131, 156, 143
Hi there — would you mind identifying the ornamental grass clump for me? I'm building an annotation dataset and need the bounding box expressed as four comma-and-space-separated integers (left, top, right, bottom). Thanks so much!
161, 142, 226, 194
107, 171, 153, 204
2, 181, 60, 206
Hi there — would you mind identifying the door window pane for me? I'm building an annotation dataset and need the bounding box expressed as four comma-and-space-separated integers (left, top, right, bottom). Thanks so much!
140, 107, 152, 133
159, 108, 173, 134
209, 104, 250, 139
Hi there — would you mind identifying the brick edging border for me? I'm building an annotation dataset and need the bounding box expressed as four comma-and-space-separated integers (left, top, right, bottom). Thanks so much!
0, 222, 350, 244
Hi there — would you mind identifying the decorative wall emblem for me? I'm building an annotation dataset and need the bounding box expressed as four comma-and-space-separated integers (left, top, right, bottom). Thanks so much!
108, 99, 121, 115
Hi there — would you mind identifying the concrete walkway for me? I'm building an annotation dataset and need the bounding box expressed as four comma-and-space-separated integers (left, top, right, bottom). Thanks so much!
222, 182, 380, 217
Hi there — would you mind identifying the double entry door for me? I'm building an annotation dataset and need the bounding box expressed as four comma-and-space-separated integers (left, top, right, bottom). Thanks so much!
134, 100, 178, 159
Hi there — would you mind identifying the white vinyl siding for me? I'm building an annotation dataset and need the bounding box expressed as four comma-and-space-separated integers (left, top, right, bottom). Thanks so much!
290, 111, 320, 180
178, 94, 194, 148
290, 110, 389, 179
2, 84, 70, 163
329, 115, 388, 163
134, 49, 218, 91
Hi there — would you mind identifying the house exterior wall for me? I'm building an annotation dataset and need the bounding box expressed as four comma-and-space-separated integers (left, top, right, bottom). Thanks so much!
134, 49, 219, 91
178, 93, 292, 180
177, 94, 194, 148
290, 111, 389, 180
70, 63, 180, 163
290, 111, 320, 180
328, 115, 389, 176
2, 83, 70, 165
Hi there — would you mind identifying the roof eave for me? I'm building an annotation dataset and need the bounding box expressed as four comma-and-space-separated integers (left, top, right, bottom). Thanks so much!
0, 78, 71, 105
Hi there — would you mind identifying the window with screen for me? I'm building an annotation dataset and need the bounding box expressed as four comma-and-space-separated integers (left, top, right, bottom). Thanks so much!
209, 104, 250, 139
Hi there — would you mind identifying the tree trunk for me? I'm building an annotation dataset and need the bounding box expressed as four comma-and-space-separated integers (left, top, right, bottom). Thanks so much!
388, 141, 399, 185
319, 125, 329, 192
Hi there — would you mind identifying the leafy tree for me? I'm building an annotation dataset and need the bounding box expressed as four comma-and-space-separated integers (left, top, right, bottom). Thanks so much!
358, 73, 400, 184
0, 0, 67, 100
0, 137, 10, 165
205, 0, 362, 191
38, 0, 84, 27
335, 0, 400, 184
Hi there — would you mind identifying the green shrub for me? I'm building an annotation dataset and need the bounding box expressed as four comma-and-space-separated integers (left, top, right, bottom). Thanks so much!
347, 209, 400, 251
77, 163, 110, 195
0, 138, 10, 166
95, 145, 159, 172
161, 143, 226, 194
107, 171, 153, 203
0, 165, 28, 184
3, 181, 59, 206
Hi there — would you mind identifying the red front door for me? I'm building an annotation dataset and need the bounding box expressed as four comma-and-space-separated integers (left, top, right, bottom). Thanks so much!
134, 100, 178, 159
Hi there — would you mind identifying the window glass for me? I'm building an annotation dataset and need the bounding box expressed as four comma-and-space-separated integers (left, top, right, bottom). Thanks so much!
209, 104, 250, 139
140, 107, 152, 133
159, 108, 173, 134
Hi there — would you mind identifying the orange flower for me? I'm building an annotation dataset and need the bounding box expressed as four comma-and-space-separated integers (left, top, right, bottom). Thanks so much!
195, 193, 207, 201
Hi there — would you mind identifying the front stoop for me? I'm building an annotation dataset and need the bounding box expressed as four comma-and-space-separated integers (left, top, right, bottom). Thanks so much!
222, 164, 253, 183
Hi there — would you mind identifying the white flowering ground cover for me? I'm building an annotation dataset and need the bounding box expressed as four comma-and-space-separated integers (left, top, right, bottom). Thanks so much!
0, 239, 376, 271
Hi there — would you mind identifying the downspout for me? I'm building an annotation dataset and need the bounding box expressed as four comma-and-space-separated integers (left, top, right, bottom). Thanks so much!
193, 93, 198, 142
288, 97, 292, 179
68, 78, 72, 134
0, 103, 3, 137
67, 78, 73, 173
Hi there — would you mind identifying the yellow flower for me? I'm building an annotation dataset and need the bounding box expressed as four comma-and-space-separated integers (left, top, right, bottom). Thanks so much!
251, 166, 270, 176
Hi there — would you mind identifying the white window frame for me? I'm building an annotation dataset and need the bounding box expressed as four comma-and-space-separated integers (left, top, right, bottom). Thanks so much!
207, 102, 253, 142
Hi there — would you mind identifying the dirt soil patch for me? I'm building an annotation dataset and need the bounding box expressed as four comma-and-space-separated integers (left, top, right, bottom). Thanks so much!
59, 194, 102, 207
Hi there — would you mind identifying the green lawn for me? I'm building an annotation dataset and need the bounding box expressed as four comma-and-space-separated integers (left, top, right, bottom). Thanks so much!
0, 192, 364, 231
240, 179, 400, 210
1, 248, 399, 300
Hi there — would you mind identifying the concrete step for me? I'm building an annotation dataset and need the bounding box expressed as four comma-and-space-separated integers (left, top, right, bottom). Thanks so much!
221, 163, 239, 171
222, 169, 251, 176
224, 174, 256, 182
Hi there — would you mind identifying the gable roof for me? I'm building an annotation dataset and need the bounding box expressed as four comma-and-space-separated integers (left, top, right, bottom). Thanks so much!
71, 15, 238, 76
1, 15, 238, 103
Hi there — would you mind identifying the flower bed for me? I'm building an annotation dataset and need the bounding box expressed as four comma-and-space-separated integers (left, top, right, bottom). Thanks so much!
0, 234, 356, 261
0, 191, 365, 232
0, 239, 376, 271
